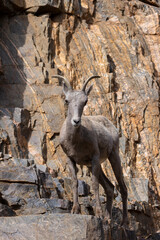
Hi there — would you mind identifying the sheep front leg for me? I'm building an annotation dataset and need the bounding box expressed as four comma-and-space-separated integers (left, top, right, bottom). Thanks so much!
92, 154, 103, 218
67, 157, 80, 214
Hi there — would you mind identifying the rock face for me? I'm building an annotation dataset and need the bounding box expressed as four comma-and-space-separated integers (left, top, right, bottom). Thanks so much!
0, 0, 160, 239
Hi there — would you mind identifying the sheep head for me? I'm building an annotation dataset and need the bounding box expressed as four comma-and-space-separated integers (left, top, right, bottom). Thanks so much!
52, 75, 100, 127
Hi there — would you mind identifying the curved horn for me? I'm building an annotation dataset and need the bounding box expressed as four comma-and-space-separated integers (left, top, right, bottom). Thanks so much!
52, 75, 72, 89
82, 75, 101, 91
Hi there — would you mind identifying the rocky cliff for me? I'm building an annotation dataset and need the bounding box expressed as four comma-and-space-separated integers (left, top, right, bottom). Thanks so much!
0, 0, 160, 239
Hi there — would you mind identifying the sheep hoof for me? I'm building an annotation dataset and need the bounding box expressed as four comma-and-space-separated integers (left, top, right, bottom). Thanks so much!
71, 203, 80, 214
95, 206, 103, 218
121, 217, 129, 228
104, 216, 112, 226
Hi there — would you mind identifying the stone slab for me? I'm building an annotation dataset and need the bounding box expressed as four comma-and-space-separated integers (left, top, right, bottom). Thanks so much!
0, 213, 103, 240
0, 166, 37, 184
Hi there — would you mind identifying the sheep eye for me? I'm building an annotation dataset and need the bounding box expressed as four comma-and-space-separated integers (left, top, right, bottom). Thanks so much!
84, 100, 88, 105
65, 99, 69, 104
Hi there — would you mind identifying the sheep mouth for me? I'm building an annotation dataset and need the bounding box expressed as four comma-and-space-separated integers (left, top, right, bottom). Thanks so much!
72, 123, 81, 128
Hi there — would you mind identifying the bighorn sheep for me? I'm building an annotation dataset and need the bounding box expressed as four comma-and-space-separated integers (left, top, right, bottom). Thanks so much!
54, 75, 128, 225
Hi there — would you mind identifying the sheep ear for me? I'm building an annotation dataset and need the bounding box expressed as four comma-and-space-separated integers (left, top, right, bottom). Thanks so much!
85, 84, 93, 96
63, 82, 69, 96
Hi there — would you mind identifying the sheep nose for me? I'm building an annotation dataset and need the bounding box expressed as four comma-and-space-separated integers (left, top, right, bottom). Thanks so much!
72, 117, 81, 127
73, 119, 80, 124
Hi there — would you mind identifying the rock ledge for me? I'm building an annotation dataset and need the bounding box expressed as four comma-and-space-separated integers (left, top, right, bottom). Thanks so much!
0, 213, 103, 240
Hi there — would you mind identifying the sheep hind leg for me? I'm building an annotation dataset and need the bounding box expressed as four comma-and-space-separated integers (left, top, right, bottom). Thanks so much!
99, 166, 114, 222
